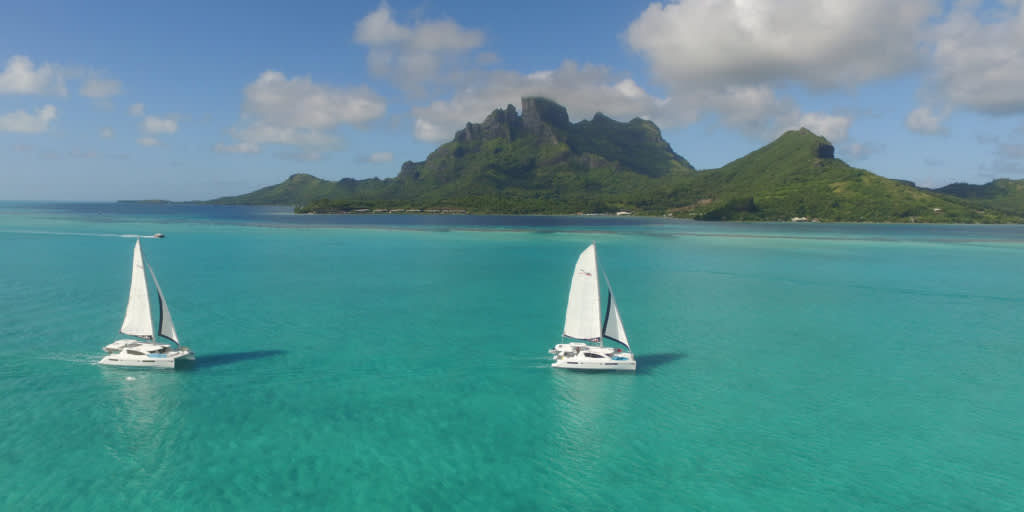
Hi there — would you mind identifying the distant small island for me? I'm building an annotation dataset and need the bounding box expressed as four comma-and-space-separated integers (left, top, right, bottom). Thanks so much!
204, 97, 1024, 223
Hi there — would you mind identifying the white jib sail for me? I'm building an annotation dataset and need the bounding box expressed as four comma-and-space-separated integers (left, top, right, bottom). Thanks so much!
147, 264, 179, 345
603, 291, 630, 350
119, 239, 154, 338
563, 243, 602, 341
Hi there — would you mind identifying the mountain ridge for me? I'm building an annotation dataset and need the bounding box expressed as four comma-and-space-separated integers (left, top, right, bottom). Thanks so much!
207, 97, 1024, 223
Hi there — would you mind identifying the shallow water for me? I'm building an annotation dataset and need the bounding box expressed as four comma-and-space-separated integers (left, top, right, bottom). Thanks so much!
2, 202, 1022, 510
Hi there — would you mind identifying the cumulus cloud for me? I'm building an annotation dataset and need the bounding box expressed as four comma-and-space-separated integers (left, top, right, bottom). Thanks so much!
80, 77, 122, 98
137, 136, 159, 147
615, 1, 930, 140
130, 103, 144, 116
794, 112, 851, 143
214, 141, 260, 154
844, 140, 885, 160
0, 104, 57, 133
218, 70, 387, 155
411, 61, 673, 142
0, 56, 66, 95
625, 0, 936, 89
100, 127, 113, 138
355, 4, 485, 89
233, 122, 337, 147
906, 106, 949, 134
244, 71, 386, 129
143, 116, 177, 134
930, 2, 1024, 114
412, 61, 852, 145
364, 151, 393, 163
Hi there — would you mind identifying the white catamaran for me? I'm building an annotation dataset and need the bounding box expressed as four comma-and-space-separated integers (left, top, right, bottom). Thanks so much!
549, 243, 636, 371
99, 238, 195, 368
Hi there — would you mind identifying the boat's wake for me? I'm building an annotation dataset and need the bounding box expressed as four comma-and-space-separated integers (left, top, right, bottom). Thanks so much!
0, 229, 164, 239
37, 352, 103, 365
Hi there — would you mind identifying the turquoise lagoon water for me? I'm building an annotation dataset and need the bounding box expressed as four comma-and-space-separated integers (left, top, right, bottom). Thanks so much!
1, 202, 1023, 510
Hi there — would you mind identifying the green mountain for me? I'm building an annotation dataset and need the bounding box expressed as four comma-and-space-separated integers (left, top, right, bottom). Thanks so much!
211, 97, 694, 214
931, 179, 1024, 216
663, 128, 1016, 222
208, 98, 1024, 223
209, 173, 334, 205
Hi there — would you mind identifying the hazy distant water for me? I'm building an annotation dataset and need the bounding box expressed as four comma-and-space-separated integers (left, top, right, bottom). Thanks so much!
2, 202, 1023, 510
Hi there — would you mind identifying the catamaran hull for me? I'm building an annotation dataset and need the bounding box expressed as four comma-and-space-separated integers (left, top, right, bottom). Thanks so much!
551, 357, 636, 371
98, 352, 195, 369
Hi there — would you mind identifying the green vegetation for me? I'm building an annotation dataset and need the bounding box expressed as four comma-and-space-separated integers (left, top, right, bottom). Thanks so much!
662, 128, 1018, 223
932, 179, 1024, 216
208, 98, 1024, 223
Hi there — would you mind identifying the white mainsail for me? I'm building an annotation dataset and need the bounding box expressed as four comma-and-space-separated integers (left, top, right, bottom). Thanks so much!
119, 239, 154, 338
602, 291, 630, 350
563, 243, 602, 341
147, 264, 179, 345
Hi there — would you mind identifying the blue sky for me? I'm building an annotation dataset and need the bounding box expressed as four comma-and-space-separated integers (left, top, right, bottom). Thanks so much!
3, 0, 1024, 201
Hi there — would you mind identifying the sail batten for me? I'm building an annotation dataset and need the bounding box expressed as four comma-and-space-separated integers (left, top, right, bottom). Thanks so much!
119, 239, 154, 338
563, 244, 602, 341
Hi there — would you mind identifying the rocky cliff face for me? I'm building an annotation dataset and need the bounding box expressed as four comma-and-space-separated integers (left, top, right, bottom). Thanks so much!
521, 97, 570, 145
455, 104, 522, 143
397, 96, 694, 189
453, 96, 573, 146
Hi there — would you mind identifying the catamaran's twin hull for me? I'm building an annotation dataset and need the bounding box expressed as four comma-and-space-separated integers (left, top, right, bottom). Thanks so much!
551, 356, 636, 371
99, 351, 195, 369
550, 343, 636, 371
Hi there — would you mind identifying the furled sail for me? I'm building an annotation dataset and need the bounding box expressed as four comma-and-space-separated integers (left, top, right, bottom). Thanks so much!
563, 244, 602, 341
119, 239, 154, 338
602, 291, 630, 350
148, 264, 179, 345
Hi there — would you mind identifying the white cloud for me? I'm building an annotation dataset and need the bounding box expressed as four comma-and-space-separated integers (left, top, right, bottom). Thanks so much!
130, 103, 144, 116
930, 2, 1024, 114
0, 104, 57, 133
80, 77, 122, 98
368, 151, 393, 163
220, 70, 387, 156
844, 141, 884, 160
0, 56, 66, 95
214, 141, 260, 154
137, 136, 159, 147
355, 4, 484, 88
692, 85, 852, 141
244, 71, 386, 129
100, 127, 113, 138
617, 2, 909, 141
793, 112, 851, 142
143, 116, 177, 134
411, 61, 672, 142
410, 59, 850, 144
906, 106, 948, 134
276, 150, 326, 162
625, 0, 937, 89
233, 121, 336, 147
